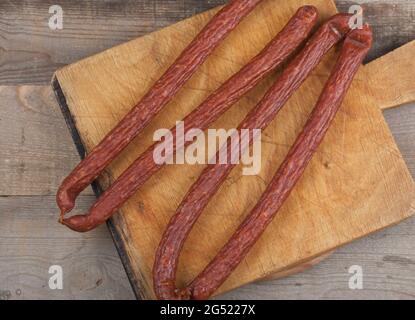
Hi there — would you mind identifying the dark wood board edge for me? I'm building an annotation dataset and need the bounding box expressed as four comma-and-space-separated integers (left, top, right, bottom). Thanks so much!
51, 76, 142, 300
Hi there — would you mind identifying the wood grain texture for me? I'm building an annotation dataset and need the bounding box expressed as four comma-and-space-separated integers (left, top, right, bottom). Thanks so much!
0, 86, 93, 196
53, 0, 415, 299
0, 0, 224, 85
1, 0, 414, 85
0, 195, 134, 300
363, 41, 415, 110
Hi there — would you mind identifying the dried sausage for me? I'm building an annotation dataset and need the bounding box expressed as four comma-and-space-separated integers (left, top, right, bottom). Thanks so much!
153, 13, 355, 300
153, 22, 372, 300
57, 0, 264, 219
60, 6, 319, 231
153, 21, 372, 300
60, 5, 318, 232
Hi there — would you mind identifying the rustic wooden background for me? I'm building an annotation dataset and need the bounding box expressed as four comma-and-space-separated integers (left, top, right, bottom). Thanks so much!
0, 0, 414, 300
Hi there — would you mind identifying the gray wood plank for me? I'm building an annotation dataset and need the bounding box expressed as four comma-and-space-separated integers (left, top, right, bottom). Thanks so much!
1, 0, 414, 85
0, 86, 93, 196
0, 0, 224, 85
0, 195, 135, 300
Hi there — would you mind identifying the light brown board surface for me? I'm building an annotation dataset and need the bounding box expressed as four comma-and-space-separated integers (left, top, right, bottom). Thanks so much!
54, 0, 415, 299
362, 41, 415, 110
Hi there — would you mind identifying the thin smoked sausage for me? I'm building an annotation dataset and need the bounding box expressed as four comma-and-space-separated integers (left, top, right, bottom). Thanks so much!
60, 6, 318, 232
153, 22, 372, 300
57, 0, 264, 219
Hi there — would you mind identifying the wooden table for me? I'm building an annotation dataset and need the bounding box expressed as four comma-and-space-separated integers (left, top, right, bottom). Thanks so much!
0, 0, 414, 300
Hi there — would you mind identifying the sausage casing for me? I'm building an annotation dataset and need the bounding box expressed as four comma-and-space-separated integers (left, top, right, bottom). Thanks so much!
57, 0, 264, 218
153, 20, 372, 300
60, 6, 318, 232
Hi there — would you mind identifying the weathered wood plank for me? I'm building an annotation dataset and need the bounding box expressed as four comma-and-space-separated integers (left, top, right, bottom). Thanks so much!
1, 0, 413, 85
0, 195, 135, 300
0, 86, 93, 196
0, 0, 224, 85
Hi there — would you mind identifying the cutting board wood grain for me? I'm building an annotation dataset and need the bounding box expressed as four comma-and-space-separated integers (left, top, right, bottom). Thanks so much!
52, 0, 415, 299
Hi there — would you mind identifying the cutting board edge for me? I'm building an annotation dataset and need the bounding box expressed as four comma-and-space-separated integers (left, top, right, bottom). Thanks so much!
51, 76, 142, 300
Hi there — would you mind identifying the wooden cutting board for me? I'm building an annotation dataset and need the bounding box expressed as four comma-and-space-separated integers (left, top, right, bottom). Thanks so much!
52, 0, 415, 299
